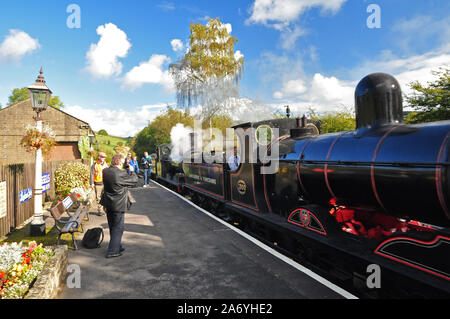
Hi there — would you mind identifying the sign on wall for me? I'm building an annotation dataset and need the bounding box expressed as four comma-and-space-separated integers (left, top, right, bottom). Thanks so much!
0, 181, 6, 219
42, 173, 50, 193
19, 188, 33, 204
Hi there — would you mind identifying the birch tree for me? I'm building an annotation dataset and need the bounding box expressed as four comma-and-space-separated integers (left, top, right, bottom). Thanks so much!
169, 18, 244, 121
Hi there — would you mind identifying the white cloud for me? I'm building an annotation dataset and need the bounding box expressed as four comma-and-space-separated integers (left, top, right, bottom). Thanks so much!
64, 104, 168, 137
122, 54, 174, 91
157, 1, 175, 11
307, 73, 354, 105
234, 50, 244, 61
274, 73, 354, 112
273, 78, 307, 99
188, 97, 274, 123
85, 23, 131, 78
246, 0, 347, 28
171, 39, 184, 52
280, 25, 307, 50
0, 30, 40, 63
272, 44, 450, 114
391, 15, 450, 53
246, 0, 346, 49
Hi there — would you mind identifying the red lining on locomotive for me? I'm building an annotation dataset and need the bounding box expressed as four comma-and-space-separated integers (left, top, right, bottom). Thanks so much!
370, 125, 403, 212
374, 235, 450, 281
324, 133, 346, 199
288, 208, 327, 235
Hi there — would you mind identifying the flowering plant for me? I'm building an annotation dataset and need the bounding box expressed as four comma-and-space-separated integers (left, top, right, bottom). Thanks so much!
70, 187, 93, 204
55, 162, 90, 197
20, 124, 56, 156
0, 241, 53, 299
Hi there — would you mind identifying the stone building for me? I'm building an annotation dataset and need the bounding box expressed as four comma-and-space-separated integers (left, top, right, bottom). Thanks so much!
0, 98, 93, 164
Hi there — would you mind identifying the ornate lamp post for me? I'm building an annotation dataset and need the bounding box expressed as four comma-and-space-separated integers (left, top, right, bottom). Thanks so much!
88, 132, 95, 167
28, 68, 52, 236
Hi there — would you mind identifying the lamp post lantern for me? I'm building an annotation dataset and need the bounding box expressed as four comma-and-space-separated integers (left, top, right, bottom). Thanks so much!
28, 68, 52, 236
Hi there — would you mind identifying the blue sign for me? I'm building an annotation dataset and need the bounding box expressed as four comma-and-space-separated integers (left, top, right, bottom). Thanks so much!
19, 188, 33, 204
42, 173, 50, 193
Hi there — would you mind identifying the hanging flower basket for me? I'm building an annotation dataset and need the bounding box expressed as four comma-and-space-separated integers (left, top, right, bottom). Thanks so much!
20, 125, 56, 157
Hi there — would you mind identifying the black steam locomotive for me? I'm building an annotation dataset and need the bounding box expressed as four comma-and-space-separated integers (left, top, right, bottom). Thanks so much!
153, 73, 450, 298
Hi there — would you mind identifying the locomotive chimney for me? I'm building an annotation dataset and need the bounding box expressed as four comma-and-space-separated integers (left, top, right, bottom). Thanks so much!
291, 114, 314, 138
355, 73, 404, 129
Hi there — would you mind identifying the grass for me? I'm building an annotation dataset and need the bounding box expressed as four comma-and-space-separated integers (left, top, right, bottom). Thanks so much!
0, 217, 84, 250
95, 133, 133, 162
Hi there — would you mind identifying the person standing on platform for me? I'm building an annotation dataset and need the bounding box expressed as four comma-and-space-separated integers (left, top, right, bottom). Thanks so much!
123, 157, 132, 175
141, 152, 151, 188
130, 155, 140, 176
100, 153, 138, 258
90, 152, 109, 216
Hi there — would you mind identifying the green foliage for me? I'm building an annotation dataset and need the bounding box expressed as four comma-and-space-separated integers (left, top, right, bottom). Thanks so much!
8, 88, 29, 106
114, 145, 130, 156
202, 114, 234, 134
184, 18, 243, 82
95, 134, 129, 164
7, 87, 64, 109
404, 67, 450, 123
48, 95, 64, 109
272, 110, 289, 119
77, 135, 91, 160
132, 106, 194, 156
309, 108, 356, 133
54, 162, 90, 197
97, 129, 108, 136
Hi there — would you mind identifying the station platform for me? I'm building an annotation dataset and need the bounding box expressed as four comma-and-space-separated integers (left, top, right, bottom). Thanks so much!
58, 180, 351, 299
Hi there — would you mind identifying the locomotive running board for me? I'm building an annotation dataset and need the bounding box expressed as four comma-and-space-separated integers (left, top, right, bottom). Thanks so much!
374, 235, 450, 281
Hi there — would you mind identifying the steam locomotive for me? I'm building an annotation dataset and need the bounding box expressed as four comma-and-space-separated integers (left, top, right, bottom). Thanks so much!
153, 73, 450, 298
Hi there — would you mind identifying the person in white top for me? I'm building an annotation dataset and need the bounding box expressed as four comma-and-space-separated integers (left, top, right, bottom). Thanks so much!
228, 146, 241, 171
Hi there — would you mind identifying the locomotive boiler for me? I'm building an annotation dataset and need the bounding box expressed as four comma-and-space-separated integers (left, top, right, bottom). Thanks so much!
153, 73, 450, 297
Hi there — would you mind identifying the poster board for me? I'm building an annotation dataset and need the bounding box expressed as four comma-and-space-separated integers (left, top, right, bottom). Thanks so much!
0, 181, 6, 219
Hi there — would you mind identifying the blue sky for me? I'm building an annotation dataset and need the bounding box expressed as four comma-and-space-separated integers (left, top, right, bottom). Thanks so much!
0, 0, 449, 136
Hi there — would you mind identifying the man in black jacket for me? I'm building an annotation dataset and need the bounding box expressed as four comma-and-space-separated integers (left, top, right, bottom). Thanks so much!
100, 153, 138, 258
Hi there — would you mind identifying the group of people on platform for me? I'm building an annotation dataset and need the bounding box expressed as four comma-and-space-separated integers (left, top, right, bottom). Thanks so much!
89, 151, 153, 258
87, 147, 242, 259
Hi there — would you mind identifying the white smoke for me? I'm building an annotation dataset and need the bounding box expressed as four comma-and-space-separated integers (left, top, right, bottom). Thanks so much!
169, 123, 193, 162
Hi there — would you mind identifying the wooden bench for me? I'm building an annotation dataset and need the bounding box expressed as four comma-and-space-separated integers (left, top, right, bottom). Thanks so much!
47, 193, 91, 250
